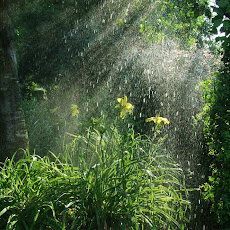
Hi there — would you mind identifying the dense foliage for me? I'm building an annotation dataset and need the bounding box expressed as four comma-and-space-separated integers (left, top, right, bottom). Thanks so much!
0, 108, 190, 229
1, 0, 228, 228
138, 0, 211, 46
12, 0, 212, 88
200, 0, 230, 227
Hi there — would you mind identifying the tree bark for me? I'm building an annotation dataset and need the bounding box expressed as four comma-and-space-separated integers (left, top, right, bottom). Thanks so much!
0, 0, 29, 161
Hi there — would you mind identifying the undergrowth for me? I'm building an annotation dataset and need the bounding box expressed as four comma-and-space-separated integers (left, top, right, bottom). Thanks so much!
1, 96, 191, 229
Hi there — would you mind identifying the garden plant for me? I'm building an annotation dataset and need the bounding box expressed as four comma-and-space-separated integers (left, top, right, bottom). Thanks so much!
0, 96, 190, 229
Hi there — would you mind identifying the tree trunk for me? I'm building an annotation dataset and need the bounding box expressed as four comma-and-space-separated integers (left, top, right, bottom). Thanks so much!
0, 0, 29, 161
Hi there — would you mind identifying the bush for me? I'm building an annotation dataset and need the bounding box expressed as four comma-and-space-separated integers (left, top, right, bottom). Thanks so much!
0, 97, 190, 229
199, 69, 230, 227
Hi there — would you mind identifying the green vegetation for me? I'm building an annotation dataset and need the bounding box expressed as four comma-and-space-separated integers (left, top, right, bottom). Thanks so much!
1, 0, 229, 228
199, 0, 230, 228
137, 0, 210, 46
0, 99, 190, 229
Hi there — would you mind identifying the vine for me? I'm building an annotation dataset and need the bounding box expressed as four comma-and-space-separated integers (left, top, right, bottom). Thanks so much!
201, 0, 230, 227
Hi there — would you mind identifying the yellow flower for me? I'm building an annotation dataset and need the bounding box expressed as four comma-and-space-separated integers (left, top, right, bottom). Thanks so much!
71, 104, 79, 117
115, 95, 134, 119
146, 115, 169, 124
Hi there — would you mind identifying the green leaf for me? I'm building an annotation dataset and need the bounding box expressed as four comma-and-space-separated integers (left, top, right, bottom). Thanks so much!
217, 0, 229, 8
216, 36, 225, 42
213, 18, 223, 28
212, 7, 224, 17
227, 4, 230, 14
0, 206, 13, 217
222, 20, 230, 29
6, 214, 18, 230
211, 27, 218, 34
30, 210, 40, 230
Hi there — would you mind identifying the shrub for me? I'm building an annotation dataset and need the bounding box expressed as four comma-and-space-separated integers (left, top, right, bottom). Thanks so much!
0, 97, 190, 229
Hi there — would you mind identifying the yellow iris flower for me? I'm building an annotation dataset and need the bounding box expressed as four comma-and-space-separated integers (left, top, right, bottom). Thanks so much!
146, 115, 169, 124
115, 95, 134, 119
71, 104, 79, 117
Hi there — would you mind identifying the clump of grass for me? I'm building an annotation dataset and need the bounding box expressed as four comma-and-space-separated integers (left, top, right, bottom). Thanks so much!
1, 97, 190, 229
